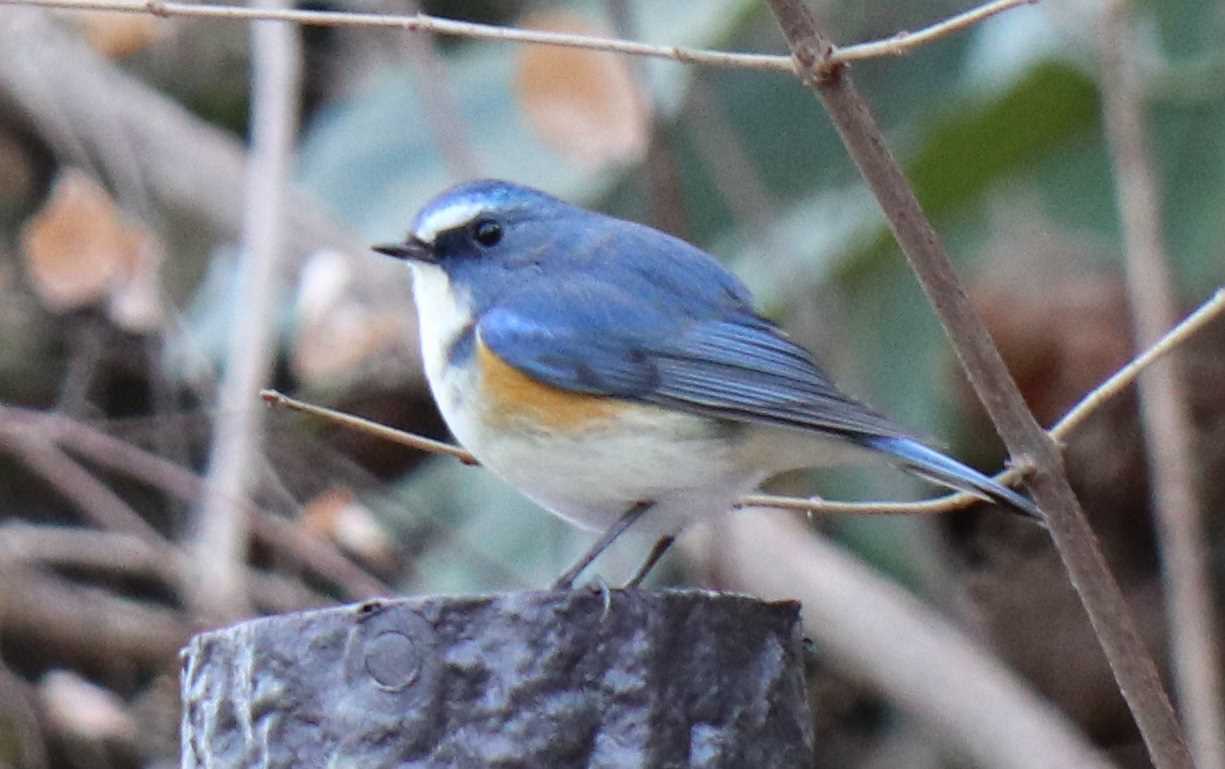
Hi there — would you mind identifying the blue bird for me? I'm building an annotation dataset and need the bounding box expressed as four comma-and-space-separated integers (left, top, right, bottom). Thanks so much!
374, 180, 1041, 587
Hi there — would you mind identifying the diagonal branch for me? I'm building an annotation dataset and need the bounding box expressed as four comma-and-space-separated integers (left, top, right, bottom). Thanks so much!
762, 2, 1191, 769
0, 0, 1033, 73
0, 405, 390, 601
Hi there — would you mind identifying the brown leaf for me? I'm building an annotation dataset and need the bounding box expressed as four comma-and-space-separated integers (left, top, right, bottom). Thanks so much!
72, 11, 162, 59
515, 10, 651, 169
301, 486, 398, 573
291, 250, 405, 385
39, 670, 137, 744
20, 169, 163, 329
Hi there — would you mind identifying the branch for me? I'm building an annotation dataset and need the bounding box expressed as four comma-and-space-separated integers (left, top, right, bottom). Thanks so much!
0, 564, 191, 669
0, 521, 329, 614
0, 428, 332, 613
260, 283, 1225, 520
0, 521, 175, 583
750, 286, 1225, 515
0, 0, 1033, 72
1099, 4, 1225, 768
1050, 287, 1225, 438
260, 389, 476, 463
0, 431, 165, 543
0, 9, 361, 257
834, 0, 1036, 64
762, 3, 1190, 769
192, 0, 303, 619
0, 405, 390, 601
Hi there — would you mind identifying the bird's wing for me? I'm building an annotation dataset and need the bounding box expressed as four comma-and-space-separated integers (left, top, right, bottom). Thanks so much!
477, 283, 912, 440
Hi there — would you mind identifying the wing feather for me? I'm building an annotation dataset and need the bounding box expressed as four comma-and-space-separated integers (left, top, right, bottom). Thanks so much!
479, 284, 911, 441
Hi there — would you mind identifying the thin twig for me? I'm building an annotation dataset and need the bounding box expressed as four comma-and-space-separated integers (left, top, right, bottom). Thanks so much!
261, 285, 1225, 518
0, 521, 329, 614
1099, 3, 1225, 767
0, 10, 362, 257
193, 0, 302, 619
0, 0, 1034, 73
395, 0, 481, 179
763, 2, 1190, 768
0, 431, 165, 543
0, 565, 191, 669
1050, 287, 1225, 438
834, 0, 1035, 64
0, 406, 390, 600
260, 390, 477, 462
0, 521, 176, 583
750, 286, 1225, 514
0, 0, 794, 71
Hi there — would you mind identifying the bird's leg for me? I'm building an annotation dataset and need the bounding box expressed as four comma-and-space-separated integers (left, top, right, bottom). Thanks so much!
623, 535, 675, 589
552, 501, 653, 590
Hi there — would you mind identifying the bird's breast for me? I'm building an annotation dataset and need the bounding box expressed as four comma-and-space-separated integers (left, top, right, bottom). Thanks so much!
473, 337, 626, 431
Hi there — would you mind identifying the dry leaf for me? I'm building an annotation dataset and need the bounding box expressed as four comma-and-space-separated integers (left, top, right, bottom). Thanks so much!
301, 486, 398, 573
39, 670, 138, 744
291, 250, 405, 384
515, 10, 651, 168
20, 168, 164, 329
72, 11, 162, 58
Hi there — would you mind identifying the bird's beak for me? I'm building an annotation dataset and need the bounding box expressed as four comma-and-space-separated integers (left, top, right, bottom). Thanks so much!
372, 237, 433, 262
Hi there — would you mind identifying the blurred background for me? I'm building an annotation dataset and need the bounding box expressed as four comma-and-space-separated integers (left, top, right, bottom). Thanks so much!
0, 0, 1223, 767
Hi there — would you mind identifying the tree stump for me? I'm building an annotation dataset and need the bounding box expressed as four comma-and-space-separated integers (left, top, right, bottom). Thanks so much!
181, 589, 813, 768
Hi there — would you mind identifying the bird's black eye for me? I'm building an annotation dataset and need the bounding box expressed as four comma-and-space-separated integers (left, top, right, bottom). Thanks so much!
472, 219, 503, 248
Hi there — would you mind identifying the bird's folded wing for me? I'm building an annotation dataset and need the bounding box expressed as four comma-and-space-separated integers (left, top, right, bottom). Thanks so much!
478, 287, 912, 440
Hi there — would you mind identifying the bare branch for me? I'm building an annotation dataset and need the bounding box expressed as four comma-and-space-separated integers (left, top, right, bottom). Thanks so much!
750, 287, 1225, 515
261, 389, 476, 463
0, 0, 1035, 72
0, 521, 175, 582
193, 0, 303, 619
0, 521, 329, 614
835, 0, 1036, 64
263, 284, 1225, 520
0, 658, 49, 769
762, 2, 1191, 768
1, 406, 390, 601
0, 431, 165, 543
0, 0, 794, 72
0, 9, 362, 257
1051, 287, 1225, 438
0, 565, 191, 669
1099, 3, 1225, 767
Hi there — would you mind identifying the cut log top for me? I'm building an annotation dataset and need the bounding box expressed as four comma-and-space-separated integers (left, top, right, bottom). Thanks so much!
181, 589, 813, 768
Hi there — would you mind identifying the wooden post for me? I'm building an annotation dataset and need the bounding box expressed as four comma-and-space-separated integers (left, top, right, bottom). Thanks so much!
181, 589, 813, 768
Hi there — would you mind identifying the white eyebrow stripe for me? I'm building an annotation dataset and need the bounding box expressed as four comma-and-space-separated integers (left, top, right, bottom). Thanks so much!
413, 200, 486, 244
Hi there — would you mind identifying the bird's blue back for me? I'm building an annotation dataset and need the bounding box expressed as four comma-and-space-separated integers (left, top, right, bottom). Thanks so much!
421, 182, 910, 439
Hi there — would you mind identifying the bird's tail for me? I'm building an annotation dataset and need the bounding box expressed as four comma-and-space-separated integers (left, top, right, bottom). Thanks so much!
857, 435, 1042, 522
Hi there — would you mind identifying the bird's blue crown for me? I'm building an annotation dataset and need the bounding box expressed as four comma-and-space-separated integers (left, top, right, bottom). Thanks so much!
410, 180, 564, 245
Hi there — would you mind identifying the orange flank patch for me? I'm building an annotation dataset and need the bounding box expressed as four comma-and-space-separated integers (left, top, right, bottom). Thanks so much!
476, 338, 624, 430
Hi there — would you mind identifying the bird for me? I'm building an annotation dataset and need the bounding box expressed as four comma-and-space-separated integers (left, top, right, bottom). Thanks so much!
374, 179, 1041, 588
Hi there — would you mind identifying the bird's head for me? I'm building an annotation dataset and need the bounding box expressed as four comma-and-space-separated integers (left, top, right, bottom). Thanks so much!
374, 180, 585, 299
